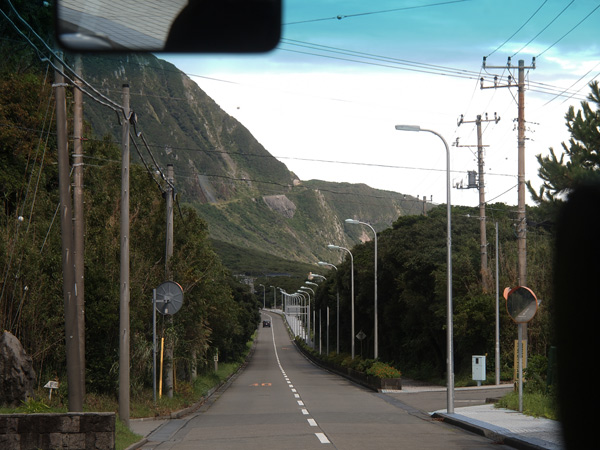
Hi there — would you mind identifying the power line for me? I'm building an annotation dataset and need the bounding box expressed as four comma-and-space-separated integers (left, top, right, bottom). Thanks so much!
511, 0, 575, 57
487, 0, 548, 57
537, 2, 600, 58
284, 0, 471, 25
277, 39, 587, 100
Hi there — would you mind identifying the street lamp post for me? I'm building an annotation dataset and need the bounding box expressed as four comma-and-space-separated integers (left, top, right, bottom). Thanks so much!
327, 245, 355, 359
269, 285, 277, 309
258, 283, 265, 309
306, 281, 321, 353
319, 261, 339, 354
395, 124, 454, 414
345, 219, 378, 359
300, 287, 313, 346
301, 285, 316, 349
293, 291, 306, 339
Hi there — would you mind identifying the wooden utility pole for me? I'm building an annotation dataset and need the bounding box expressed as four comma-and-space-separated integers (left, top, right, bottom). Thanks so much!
55, 57, 83, 412
457, 113, 500, 291
119, 84, 131, 427
73, 55, 86, 398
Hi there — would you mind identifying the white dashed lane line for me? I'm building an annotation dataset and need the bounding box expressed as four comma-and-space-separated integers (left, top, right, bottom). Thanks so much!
266, 313, 331, 445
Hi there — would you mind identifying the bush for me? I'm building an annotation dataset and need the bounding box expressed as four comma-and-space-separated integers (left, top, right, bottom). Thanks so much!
524, 354, 549, 394
365, 362, 401, 379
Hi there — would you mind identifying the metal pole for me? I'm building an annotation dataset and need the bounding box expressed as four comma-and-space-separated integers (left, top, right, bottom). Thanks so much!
153, 289, 157, 403
336, 289, 339, 355
119, 83, 131, 426
435, 128, 454, 414
345, 220, 378, 359
327, 306, 330, 355
319, 309, 322, 355
394, 125, 453, 413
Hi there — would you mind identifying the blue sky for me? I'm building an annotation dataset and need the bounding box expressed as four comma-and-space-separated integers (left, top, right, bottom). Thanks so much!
163, 0, 599, 207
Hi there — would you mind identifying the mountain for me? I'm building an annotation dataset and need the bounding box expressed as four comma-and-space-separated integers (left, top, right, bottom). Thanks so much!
78, 53, 429, 270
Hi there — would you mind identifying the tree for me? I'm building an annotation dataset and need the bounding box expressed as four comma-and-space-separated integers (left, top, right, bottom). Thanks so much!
528, 81, 600, 208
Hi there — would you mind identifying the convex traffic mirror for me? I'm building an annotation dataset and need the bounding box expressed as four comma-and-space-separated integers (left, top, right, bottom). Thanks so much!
504, 286, 538, 323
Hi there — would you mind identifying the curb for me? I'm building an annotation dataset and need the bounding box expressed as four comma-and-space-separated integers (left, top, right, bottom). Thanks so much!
432, 412, 558, 450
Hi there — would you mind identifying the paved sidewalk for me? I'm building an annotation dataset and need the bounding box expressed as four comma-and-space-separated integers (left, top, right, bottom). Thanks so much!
434, 405, 564, 450
389, 382, 564, 450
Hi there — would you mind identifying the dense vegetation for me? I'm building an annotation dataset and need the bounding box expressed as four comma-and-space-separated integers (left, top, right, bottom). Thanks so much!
311, 203, 554, 379
0, 66, 260, 398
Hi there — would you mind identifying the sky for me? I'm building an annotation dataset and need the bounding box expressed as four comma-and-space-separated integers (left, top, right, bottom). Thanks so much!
162, 0, 600, 208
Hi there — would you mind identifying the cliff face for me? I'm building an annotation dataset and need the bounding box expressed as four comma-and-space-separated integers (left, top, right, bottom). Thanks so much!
79, 53, 428, 266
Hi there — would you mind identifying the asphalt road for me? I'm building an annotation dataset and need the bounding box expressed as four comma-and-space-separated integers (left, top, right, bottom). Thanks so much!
140, 312, 515, 449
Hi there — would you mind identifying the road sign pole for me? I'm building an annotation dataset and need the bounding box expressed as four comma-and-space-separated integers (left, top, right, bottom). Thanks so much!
153, 289, 157, 403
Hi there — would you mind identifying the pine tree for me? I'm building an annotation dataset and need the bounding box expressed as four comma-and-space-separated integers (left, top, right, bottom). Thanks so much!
528, 81, 600, 206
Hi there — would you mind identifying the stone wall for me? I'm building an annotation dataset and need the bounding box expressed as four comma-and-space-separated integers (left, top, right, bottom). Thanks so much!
0, 412, 115, 450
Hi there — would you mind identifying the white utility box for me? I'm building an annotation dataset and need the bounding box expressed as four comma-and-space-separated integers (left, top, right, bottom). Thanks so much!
472, 355, 486, 382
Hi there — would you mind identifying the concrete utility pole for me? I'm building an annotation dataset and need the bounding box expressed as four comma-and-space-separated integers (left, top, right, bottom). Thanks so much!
457, 113, 500, 291
482, 57, 535, 370
481, 57, 534, 287
119, 83, 131, 427
73, 55, 86, 398
164, 164, 175, 399
55, 57, 83, 412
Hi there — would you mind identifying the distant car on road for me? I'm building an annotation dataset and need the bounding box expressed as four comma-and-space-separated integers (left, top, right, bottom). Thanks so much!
262, 320, 271, 327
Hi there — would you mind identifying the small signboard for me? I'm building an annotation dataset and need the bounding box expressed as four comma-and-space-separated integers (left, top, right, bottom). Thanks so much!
44, 380, 59, 399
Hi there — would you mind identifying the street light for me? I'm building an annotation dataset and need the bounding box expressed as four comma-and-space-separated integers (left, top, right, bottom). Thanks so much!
327, 244, 355, 359
300, 287, 313, 347
296, 291, 309, 341
269, 285, 277, 309
319, 261, 339, 354
258, 283, 265, 309
395, 124, 454, 414
305, 281, 323, 354
345, 218, 378, 359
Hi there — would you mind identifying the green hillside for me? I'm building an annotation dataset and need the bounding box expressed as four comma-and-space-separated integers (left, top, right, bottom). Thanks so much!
76, 53, 430, 271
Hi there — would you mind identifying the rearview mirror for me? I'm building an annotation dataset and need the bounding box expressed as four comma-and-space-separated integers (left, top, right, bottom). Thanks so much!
56, 0, 281, 53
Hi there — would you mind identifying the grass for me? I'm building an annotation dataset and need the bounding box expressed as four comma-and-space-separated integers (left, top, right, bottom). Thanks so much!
495, 390, 558, 420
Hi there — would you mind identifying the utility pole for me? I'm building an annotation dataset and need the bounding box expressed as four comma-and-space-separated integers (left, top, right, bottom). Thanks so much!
55, 56, 83, 412
457, 112, 500, 291
481, 57, 534, 287
119, 83, 131, 427
73, 54, 86, 398
164, 164, 174, 399
482, 57, 535, 371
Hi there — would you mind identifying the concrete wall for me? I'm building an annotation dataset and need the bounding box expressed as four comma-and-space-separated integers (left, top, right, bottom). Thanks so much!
0, 412, 115, 450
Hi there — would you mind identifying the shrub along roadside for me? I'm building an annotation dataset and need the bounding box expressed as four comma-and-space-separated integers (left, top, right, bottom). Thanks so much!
294, 337, 401, 380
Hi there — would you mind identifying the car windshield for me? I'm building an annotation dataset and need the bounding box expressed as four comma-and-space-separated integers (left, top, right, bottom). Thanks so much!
1, 2, 593, 447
